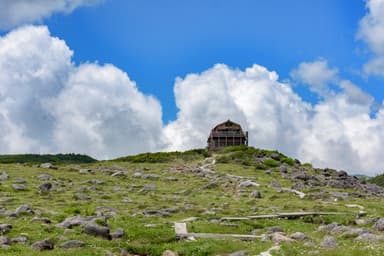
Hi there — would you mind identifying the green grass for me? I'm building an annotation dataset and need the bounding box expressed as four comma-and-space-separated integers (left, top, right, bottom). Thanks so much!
0, 147, 383, 255
113, 149, 211, 163
0, 153, 96, 164
368, 173, 384, 187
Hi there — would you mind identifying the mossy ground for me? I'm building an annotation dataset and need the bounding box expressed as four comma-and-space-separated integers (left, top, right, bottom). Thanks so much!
1, 148, 384, 255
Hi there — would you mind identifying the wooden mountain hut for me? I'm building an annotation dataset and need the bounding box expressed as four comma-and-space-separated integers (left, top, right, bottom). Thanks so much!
207, 120, 248, 150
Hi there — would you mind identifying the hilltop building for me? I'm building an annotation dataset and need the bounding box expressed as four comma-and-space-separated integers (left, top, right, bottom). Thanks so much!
207, 120, 248, 150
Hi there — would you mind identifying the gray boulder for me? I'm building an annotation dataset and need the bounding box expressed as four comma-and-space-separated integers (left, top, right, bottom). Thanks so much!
321, 235, 338, 248
40, 163, 57, 169
56, 216, 106, 229
374, 218, 384, 231
0, 236, 12, 246
31, 217, 51, 224
60, 240, 86, 248
83, 222, 111, 239
75, 193, 91, 200
38, 182, 52, 192
0, 173, 9, 180
110, 228, 125, 239
37, 174, 52, 180
14, 204, 34, 215
249, 190, 261, 198
268, 226, 283, 233
111, 171, 127, 177
354, 233, 384, 243
12, 184, 26, 191
290, 232, 309, 241
239, 180, 260, 188
0, 224, 12, 235
11, 236, 28, 243
162, 250, 179, 256
31, 238, 54, 250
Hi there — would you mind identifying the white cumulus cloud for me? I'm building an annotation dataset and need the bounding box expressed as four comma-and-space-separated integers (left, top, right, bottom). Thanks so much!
164, 64, 311, 158
0, 25, 164, 159
0, 0, 100, 30
165, 62, 384, 176
46, 63, 165, 159
290, 59, 338, 97
2, 25, 384, 176
358, 0, 384, 76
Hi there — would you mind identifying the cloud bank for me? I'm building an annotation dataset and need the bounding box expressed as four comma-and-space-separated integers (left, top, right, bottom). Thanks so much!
358, 0, 384, 76
2, 0, 384, 175
0, 0, 100, 30
0, 25, 164, 159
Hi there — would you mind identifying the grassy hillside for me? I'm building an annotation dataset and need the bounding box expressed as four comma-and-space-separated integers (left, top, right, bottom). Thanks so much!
0, 146, 384, 255
114, 149, 210, 163
0, 153, 96, 164
369, 174, 384, 187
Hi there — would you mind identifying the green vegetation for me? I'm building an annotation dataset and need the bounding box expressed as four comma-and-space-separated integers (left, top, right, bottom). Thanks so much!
0, 153, 96, 164
114, 149, 210, 163
216, 145, 296, 167
369, 173, 384, 187
0, 146, 383, 255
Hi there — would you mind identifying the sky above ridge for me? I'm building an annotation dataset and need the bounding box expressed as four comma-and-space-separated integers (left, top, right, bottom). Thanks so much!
1, 0, 384, 175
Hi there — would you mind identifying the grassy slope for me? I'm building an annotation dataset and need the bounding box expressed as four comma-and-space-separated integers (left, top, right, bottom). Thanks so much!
369, 174, 384, 187
0, 154, 96, 164
0, 147, 383, 255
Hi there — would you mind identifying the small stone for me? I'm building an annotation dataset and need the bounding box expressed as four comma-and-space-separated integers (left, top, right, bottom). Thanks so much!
31, 217, 51, 224
162, 250, 179, 256
249, 190, 261, 198
290, 232, 309, 241
31, 238, 54, 251
60, 240, 86, 248
83, 222, 111, 240
355, 218, 376, 225
12, 184, 26, 191
38, 182, 52, 192
79, 169, 92, 174
56, 216, 105, 229
111, 171, 126, 177
37, 174, 52, 180
40, 163, 57, 169
270, 180, 281, 188
142, 174, 160, 180
13, 178, 27, 183
139, 184, 156, 192
354, 233, 384, 243
374, 218, 384, 231
76, 193, 91, 200
239, 180, 260, 188
143, 210, 169, 217
0, 224, 12, 235
0, 173, 9, 180
144, 224, 158, 228
321, 235, 338, 248
271, 232, 294, 243
121, 197, 132, 203
11, 235, 28, 243
342, 228, 369, 238
0, 236, 12, 245
228, 250, 249, 256
15, 204, 34, 215
166, 176, 178, 181
110, 228, 124, 240
268, 226, 283, 233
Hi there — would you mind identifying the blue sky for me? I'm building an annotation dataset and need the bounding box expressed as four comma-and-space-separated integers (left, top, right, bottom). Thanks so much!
2, 0, 384, 175
42, 0, 372, 122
